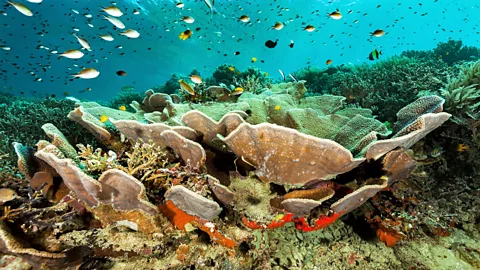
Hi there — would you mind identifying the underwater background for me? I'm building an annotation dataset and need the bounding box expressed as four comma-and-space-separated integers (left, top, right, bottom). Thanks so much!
1, 0, 479, 100
0, 0, 480, 270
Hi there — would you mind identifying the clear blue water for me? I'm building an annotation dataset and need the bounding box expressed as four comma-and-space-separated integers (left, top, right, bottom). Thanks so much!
0, 0, 478, 100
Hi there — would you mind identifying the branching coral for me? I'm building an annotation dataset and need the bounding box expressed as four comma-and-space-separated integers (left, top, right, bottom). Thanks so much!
233, 74, 267, 94
326, 56, 452, 122
77, 144, 119, 174
441, 60, 480, 123
78, 141, 172, 183
108, 90, 144, 113
0, 98, 97, 169
433, 39, 480, 66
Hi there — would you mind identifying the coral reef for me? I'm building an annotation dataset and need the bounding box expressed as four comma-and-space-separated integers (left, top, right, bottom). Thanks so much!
0, 69, 479, 269
0, 97, 97, 170
433, 39, 480, 66
440, 60, 480, 124
108, 88, 144, 113
324, 56, 451, 122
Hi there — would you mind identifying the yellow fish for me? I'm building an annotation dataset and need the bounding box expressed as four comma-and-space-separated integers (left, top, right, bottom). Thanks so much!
251, 57, 257, 63
457, 144, 469, 152
0, 188, 17, 203
99, 115, 109, 123
229, 66, 235, 71
7, 1, 33, 17
119, 105, 127, 111
229, 87, 244, 96
274, 105, 281, 110
264, 72, 269, 77
179, 79, 195, 95
179, 30, 192, 40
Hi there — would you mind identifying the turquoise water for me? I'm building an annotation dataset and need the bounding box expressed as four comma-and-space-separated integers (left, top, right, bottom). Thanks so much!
0, 0, 478, 100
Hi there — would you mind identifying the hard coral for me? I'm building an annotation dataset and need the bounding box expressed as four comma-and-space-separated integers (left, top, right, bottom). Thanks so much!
323, 56, 451, 122
433, 39, 480, 66
0, 98, 96, 168
222, 122, 365, 184
441, 60, 480, 123
36, 146, 161, 233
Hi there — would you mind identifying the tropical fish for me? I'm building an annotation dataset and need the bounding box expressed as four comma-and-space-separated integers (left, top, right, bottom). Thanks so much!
59, 49, 84, 59
73, 34, 91, 50
65, 96, 80, 103
328, 10, 342, 20
251, 57, 257, 63
326, 59, 333, 65
371, 29, 385, 37
279, 69, 285, 81
368, 49, 382, 60
228, 66, 235, 71
179, 79, 195, 95
304, 25, 315, 32
132, 9, 140, 15
98, 34, 114, 41
190, 75, 202, 84
72, 68, 100, 79
289, 40, 294, 48
27, 0, 42, 3
204, 0, 222, 17
457, 144, 469, 152
265, 39, 278, 49
116, 70, 127, 76
176, 2, 184, 8
239, 15, 250, 23
0, 188, 17, 203
7, 1, 33, 17
179, 30, 193, 40
120, 29, 140, 38
99, 115, 109, 123
103, 15, 125, 29
182, 16, 195, 23
272, 22, 284, 30
289, 74, 298, 82
274, 105, 281, 111
430, 146, 444, 158
119, 105, 127, 111
229, 87, 244, 96
101, 6, 123, 17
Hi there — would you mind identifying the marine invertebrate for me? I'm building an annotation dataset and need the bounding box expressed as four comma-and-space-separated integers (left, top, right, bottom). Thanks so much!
440, 60, 480, 123
0, 98, 96, 168
222, 122, 365, 184
36, 145, 161, 233
433, 39, 480, 66
322, 56, 452, 122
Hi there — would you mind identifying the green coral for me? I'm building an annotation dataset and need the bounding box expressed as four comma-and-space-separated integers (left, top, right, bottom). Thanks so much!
108, 90, 144, 113
292, 65, 342, 94
153, 73, 185, 95
0, 97, 97, 169
325, 56, 451, 122
433, 39, 480, 66
210, 64, 238, 86
441, 60, 480, 122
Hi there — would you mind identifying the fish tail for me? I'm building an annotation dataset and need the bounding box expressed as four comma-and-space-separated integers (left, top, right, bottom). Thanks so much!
213, 7, 225, 18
